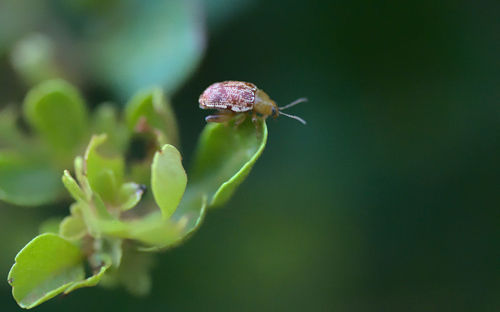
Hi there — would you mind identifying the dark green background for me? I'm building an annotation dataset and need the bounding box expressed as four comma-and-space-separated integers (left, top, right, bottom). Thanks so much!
0, 0, 498, 311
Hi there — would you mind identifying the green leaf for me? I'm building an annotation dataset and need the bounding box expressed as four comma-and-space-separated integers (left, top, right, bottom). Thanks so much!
59, 214, 87, 241
0, 153, 61, 206
125, 87, 179, 146
95, 213, 184, 248
127, 215, 184, 247
8, 233, 85, 309
74, 156, 87, 190
139, 120, 266, 250
23, 79, 88, 160
91, 104, 129, 154
89, 0, 205, 98
84, 134, 125, 204
91, 192, 114, 221
117, 182, 144, 211
151, 145, 187, 219
89, 193, 204, 249
63, 262, 109, 294
190, 119, 267, 208
67, 202, 103, 238
140, 195, 207, 252
62, 170, 87, 203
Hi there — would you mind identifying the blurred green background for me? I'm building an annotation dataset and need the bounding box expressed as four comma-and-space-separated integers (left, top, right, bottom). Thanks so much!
0, 0, 498, 311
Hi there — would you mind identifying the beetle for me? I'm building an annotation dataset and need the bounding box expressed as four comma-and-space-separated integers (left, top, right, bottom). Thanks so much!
199, 81, 307, 126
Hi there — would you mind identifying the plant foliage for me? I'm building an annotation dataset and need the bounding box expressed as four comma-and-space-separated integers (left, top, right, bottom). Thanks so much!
4, 80, 267, 309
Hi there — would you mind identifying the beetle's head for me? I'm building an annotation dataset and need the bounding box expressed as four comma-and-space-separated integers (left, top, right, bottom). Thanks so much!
271, 104, 279, 118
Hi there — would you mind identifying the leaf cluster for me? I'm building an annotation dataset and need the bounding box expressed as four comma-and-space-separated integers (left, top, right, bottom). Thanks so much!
4, 80, 267, 308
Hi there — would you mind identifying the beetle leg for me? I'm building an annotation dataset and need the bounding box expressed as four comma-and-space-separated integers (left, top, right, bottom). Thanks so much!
251, 112, 258, 124
233, 113, 247, 128
205, 111, 234, 125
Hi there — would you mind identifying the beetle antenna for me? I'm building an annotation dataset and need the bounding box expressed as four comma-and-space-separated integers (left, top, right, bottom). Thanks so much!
279, 111, 307, 125
279, 97, 308, 110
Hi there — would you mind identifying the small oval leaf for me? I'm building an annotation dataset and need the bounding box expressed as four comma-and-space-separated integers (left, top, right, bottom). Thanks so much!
23, 79, 88, 159
151, 145, 187, 219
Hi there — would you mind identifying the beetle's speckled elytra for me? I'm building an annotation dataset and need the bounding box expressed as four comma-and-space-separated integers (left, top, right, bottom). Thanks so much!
199, 81, 307, 126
